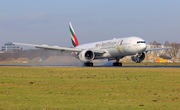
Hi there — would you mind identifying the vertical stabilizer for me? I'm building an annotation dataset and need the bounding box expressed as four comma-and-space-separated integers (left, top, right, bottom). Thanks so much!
69, 22, 79, 47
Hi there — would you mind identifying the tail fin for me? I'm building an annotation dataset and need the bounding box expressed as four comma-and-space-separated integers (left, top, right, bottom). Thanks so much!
69, 22, 79, 47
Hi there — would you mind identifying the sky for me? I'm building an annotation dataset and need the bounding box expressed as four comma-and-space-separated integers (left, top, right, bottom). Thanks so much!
0, 0, 180, 49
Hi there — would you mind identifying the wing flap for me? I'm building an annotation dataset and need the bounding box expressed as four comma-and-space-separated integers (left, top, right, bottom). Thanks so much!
36, 45, 82, 52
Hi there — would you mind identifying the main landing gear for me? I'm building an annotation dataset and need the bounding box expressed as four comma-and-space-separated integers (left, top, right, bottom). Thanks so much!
113, 58, 122, 66
113, 62, 122, 66
84, 62, 93, 66
84, 58, 122, 67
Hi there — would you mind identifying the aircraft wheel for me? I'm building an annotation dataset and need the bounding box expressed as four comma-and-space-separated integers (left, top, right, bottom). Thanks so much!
84, 62, 93, 66
113, 62, 122, 66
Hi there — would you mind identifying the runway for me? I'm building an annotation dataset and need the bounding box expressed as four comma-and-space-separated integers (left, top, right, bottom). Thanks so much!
0, 64, 180, 68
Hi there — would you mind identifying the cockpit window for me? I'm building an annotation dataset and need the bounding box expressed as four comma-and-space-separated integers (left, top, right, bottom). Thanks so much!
137, 41, 146, 44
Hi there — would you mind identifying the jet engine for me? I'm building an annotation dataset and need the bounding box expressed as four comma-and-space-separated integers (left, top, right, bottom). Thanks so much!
79, 50, 95, 62
131, 52, 146, 63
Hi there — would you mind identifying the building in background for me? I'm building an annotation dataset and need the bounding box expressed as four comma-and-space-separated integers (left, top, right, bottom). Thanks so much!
1, 43, 20, 51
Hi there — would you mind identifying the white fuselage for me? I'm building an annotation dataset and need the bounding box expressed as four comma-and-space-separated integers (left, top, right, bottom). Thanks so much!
73, 36, 147, 59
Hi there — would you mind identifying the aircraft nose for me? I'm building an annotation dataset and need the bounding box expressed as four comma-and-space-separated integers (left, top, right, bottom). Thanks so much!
137, 43, 147, 52
141, 43, 147, 52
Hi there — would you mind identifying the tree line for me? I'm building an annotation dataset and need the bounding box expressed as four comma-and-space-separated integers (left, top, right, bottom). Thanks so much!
149, 41, 180, 58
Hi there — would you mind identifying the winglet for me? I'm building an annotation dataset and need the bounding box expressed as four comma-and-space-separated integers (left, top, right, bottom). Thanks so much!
69, 22, 79, 47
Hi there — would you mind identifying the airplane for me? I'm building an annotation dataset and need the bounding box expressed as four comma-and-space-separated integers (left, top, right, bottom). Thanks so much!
12, 22, 171, 66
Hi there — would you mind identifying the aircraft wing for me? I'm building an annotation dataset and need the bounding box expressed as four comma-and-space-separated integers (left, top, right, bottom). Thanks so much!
145, 47, 171, 52
12, 42, 106, 54
12, 42, 83, 52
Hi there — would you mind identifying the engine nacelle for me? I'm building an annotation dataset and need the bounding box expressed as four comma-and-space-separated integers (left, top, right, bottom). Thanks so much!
79, 50, 95, 62
131, 52, 146, 63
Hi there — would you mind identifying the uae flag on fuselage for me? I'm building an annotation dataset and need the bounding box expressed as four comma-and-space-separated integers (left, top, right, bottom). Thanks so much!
69, 22, 79, 47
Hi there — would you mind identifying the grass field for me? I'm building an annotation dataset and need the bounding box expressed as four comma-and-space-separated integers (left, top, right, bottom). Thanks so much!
0, 67, 180, 110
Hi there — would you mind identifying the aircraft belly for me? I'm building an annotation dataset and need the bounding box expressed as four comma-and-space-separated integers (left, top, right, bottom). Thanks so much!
106, 48, 125, 57
109, 45, 136, 57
